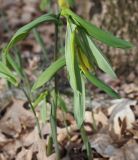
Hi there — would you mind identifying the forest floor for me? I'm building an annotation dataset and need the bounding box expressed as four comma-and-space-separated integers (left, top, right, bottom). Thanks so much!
0, 0, 138, 160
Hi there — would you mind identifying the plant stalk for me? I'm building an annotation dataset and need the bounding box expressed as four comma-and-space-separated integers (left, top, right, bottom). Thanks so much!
22, 87, 42, 138
80, 125, 92, 160
50, 20, 60, 160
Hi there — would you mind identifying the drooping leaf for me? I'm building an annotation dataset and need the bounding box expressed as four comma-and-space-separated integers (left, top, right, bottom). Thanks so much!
0, 61, 18, 85
76, 31, 96, 72
65, 19, 82, 92
85, 71, 120, 98
61, 8, 133, 48
89, 37, 116, 78
32, 56, 65, 91
79, 30, 116, 78
65, 19, 85, 127
6, 53, 23, 78
5, 13, 58, 51
78, 57, 120, 98
74, 73, 85, 128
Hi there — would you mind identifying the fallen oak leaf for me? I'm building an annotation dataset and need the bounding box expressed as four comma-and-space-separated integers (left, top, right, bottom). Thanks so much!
89, 134, 119, 158
110, 139, 138, 160
109, 99, 136, 137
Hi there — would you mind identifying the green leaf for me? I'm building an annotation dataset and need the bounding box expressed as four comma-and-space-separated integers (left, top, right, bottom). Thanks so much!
65, 19, 85, 127
65, 19, 82, 92
83, 70, 120, 98
62, 8, 133, 48
76, 30, 96, 71
6, 54, 23, 78
5, 13, 58, 51
32, 91, 48, 123
40, 0, 51, 11
89, 37, 116, 78
32, 56, 65, 91
57, 95, 68, 112
74, 73, 85, 128
32, 91, 48, 108
0, 61, 18, 85
40, 99, 47, 124
80, 126, 92, 160
79, 30, 116, 78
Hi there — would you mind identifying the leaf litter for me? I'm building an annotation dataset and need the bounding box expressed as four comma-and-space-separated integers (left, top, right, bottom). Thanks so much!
0, 87, 137, 160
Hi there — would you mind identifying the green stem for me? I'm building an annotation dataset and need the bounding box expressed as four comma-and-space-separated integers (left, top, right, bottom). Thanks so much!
92, 109, 97, 132
61, 109, 71, 140
50, 19, 61, 160
46, 135, 53, 156
22, 87, 42, 138
80, 125, 93, 160
54, 22, 59, 95
50, 101, 60, 159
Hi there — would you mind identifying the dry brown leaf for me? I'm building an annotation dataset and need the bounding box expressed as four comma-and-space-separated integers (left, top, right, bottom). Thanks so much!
127, 120, 138, 139
2, 140, 22, 160
0, 132, 10, 147
0, 99, 35, 138
15, 148, 33, 160
128, 129, 138, 139
57, 123, 77, 143
90, 134, 119, 158
110, 139, 138, 160
22, 127, 48, 160
122, 83, 138, 94
109, 99, 136, 136
47, 153, 56, 160
21, 128, 36, 147
85, 110, 108, 126
0, 153, 8, 160
57, 108, 75, 126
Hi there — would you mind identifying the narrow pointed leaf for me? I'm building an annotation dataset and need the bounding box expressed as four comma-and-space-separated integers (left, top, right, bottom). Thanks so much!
76, 31, 96, 71
88, 37, 116, 78
57, 95, 68, 112
65, 20, 82, 92
83, 70, 120, 98
77, 29, 116, 78
32, 91, 48, 108
5, 13, 58, 51
74, 74, 85, 128
65, 19, 85, 127
32, 56, 65, 91
6, 54, 23, 78
40, 99, 47, 124
0, 61, 18, 85
62, 8, 133, 48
